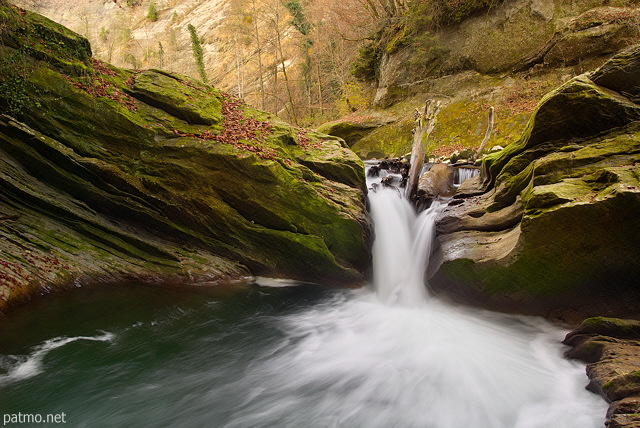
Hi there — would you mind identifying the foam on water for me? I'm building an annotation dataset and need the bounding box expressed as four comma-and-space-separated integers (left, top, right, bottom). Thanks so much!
218, 290, 605, 428
0, 332, 114, 386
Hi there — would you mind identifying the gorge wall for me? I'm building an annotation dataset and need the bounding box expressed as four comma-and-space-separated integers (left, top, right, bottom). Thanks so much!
324, 0, 639, 160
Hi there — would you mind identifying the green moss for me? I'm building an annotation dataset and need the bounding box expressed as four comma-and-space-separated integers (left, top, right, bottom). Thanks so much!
128, 70, 222, 125
0, 5, 371, 311
351, 41, 382, 83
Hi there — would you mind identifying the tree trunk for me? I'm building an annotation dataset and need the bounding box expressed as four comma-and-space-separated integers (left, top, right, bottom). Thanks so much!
405, 99, 441, 201
274, 8, 298, 125
475, 106, 495, 158
252, 0, 266, 110
316, 61, 323, 114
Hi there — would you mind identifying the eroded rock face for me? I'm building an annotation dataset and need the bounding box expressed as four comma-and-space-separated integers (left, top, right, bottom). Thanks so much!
374, 0, 640, 108
430, 45, 640, 315
0, 3, 371, 312
564, 317, 640, 428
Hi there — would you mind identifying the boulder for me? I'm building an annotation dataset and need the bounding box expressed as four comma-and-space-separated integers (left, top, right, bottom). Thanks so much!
0, 3, 371, 312
316, 115, 395, 147
565, 317, 640, 428
430, 45, 640, 315
417, 163, 455, 199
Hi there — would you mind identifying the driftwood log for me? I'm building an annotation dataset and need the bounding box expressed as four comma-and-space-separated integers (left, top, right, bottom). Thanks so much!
405, 99, 441, 201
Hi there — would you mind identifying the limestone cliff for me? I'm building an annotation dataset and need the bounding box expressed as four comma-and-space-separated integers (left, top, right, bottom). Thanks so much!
429, 45, 640, 316
0, 2, 371, 312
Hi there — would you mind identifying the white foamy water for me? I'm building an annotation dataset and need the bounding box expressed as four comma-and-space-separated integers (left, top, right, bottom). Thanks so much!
0, 332, 114, 386
454, 166, 480, 186
370, 187, 446, 306
219, 170, 606, 427
221, 291, 605, 428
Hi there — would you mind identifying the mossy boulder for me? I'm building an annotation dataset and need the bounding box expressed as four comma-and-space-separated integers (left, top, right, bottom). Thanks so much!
567, 317, 640, 342
430, 45, 640, 315
127, 69, 224, 126
0, 2, 371, 312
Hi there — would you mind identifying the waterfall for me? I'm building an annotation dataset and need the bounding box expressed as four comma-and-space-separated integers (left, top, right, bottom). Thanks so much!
369, 187, 445, 306
0, 162, 607, 428
453, 166, 480, 186
367, 165, 445, 306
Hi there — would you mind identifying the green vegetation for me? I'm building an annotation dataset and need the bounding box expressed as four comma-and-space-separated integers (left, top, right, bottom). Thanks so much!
0, 49, 30, 114
158, 41, 164, 67
351, 41, 381, 83
147, 1, 158, 22
283, 0, 312, 36
188, 23, 207, 83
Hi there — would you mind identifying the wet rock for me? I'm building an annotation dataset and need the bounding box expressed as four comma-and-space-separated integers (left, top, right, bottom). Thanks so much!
381, 176, 396, 187
367, 165, 381, 177
417, 164, 455, 198
565, 318, 640, 428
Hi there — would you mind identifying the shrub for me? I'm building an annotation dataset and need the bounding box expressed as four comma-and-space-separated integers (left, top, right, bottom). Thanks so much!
351, 41, 381, 83
147, 1, 158, 22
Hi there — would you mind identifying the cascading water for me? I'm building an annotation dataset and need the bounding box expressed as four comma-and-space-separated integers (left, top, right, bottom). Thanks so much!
369, 173, 445, 306
453, 166, 480, 186
0, 164, 607, 427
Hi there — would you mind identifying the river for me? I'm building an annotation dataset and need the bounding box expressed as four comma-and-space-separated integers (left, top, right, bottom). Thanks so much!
0, 167, 607, 427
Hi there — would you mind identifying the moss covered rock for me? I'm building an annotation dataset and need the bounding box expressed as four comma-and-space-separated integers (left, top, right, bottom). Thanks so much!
0, 2, 371, 312
430, 45, 640, 315
348, 70, 559, 160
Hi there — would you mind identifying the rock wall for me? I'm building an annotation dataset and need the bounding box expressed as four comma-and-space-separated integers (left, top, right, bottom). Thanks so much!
374, 0, 640, 108
329, 0, 639, 161
429, 45, 640, 316
0, 2, 371, 312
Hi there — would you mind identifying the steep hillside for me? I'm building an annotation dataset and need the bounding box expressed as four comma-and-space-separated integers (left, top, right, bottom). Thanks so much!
0, 2, 371, 312
324, 0, 640, 159
13, 0, 375, 126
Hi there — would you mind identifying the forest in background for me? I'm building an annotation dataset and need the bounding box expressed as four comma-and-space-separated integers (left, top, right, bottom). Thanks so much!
13, 0, 523, 126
